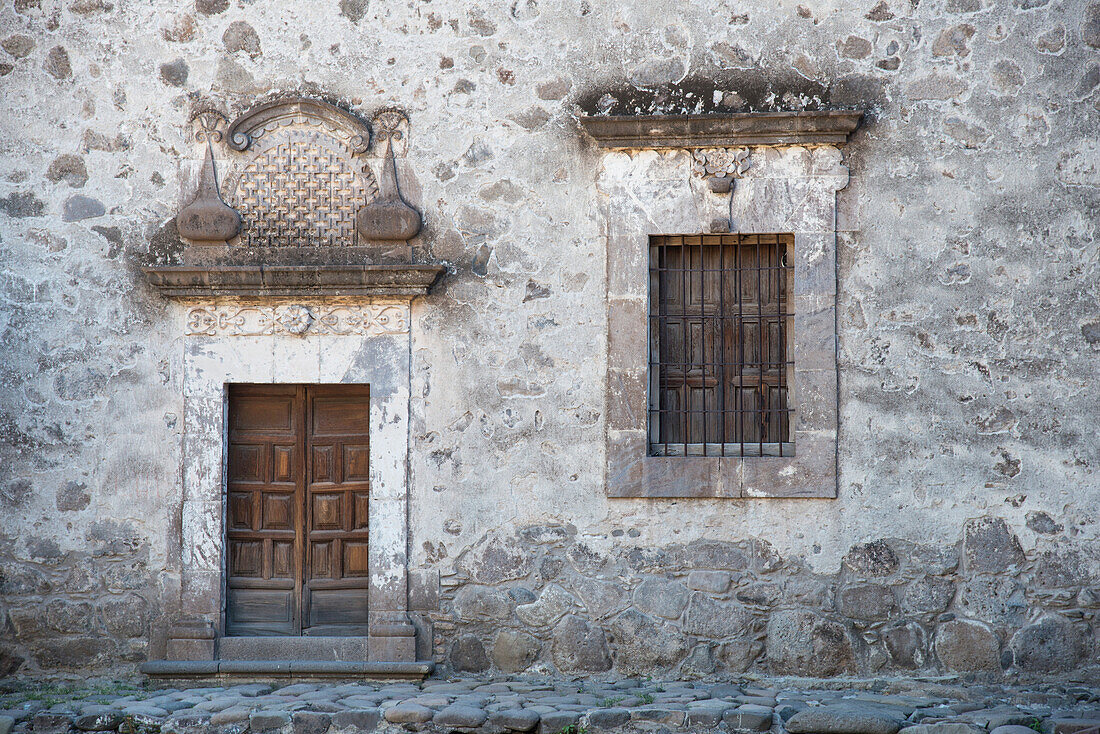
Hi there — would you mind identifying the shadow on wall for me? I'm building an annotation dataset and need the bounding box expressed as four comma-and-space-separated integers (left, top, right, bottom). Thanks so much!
427, 516, 1096, 682
574, 70, 887, 117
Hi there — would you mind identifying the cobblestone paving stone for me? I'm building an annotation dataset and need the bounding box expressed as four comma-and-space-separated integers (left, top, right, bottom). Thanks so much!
1, 677, 1098, 734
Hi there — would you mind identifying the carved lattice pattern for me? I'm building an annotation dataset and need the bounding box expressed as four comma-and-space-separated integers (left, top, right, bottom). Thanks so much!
233, 137, 374, 247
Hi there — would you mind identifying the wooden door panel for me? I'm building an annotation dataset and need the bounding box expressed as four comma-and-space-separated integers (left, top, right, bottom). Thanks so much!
311, 445, 334, 483
261, 492, 294, 531
312, 397, 371, 435
232, 395, 295, 432
272, 445, 294, 482
227, 588, 294, 634
312, 493, 343, 531
306, 589, 370, 627
228, 444, 265, 482
229, 540, 263, 577
343, 541, 370, 576
226, 385, 303, 636
305, 385, 370, 634
352, 492, 370, 530
344, 445, 370, 481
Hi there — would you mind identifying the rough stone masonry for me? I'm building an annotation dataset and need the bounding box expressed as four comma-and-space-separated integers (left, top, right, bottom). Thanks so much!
1, 0, 1099, 683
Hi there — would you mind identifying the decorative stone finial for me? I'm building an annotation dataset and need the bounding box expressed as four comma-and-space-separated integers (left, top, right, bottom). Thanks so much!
177, 142, 242, 243
356, 109, 422, 241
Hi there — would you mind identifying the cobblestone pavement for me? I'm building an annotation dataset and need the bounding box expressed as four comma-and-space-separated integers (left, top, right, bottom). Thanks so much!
2, 677, 1099, 734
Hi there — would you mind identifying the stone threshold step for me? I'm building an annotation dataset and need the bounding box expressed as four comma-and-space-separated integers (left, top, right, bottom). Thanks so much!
139, 659, 434, 680
219, 636, 373, 661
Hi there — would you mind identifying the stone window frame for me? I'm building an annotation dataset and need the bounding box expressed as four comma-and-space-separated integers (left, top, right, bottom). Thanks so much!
581, 112, 861, 499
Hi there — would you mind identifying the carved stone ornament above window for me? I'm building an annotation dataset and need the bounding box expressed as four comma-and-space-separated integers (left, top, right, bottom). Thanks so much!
143, 97, 443, 300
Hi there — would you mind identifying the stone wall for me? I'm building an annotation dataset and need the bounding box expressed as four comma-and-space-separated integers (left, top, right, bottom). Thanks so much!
429, 518, 1097, 680
1, 0, 1099, 679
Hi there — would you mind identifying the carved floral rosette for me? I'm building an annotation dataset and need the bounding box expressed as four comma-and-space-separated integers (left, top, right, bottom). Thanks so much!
185, 304, 408, 337
691, 147, 751, 193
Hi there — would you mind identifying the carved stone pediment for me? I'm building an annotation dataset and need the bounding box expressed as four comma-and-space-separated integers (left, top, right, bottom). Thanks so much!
144, 97, 443, 299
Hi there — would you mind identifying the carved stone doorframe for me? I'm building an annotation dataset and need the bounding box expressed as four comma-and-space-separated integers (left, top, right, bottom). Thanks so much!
158, 300, 421, 669
142, 97, 441, 677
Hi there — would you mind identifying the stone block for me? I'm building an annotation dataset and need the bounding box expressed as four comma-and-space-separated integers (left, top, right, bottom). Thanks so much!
843, 539, 899, 577
537, 711, 579, 734
934, 619, 1000, 672
838, 583, 897, 621
687, 569, 731, 593
902, 575, 956, 615
883, 621, 927, 669
792, 232, 837, 298
742, 431, 836, 498
249, 712, 292, 733
796, 368, 838, 433
608, 609, 690, 674
515, 583, 577, 627
453, 584, 514, 622
687, 707, 728, 727
606, 430, 730, 498
73, 712, 124, 731
382, 703, 432, 724
631, 707, 686, 725
901, 725, 984, 734
607, 234, 646, 298
786, 705, 907, 734
449, 633, 490, 672
291, 712, 333, 734
489, 709, 540, 732
434, 705, 487, 728
963, 517, 1025, 573
607, 297, 645, 371
407, 569, 439, 611
724, 708, 773, 731
32, 713, 74, 734
765, 609, 854, 676
491, 629, 540, 672
1008, 616, 1088, 673
551, 615, 611, 672
587, 708, 631, 729
632, 577, 690, 619
606, 368, 646, 432
1043, 719, 1100, 734
683, 592, 750, 638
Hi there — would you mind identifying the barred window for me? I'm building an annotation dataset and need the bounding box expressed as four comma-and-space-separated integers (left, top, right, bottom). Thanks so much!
648, 234, 794, 457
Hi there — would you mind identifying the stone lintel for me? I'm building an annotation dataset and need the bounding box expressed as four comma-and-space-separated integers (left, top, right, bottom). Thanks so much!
578, 111, 864, 149
143, 264, 446, 298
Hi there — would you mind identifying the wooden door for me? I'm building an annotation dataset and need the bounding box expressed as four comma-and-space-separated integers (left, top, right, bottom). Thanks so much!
225, 384, 371, 636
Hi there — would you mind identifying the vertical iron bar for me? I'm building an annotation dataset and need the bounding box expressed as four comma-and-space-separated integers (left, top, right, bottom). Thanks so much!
757, 236, 764, 458
736, 236, 744, 454
680, 237, 687, 453
778, 240, 786, 456
718, 238, 726, 457
700, 236, 706, 456
657, 239, 668, 457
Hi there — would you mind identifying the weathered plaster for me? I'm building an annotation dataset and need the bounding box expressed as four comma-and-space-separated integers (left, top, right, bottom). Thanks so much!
1, 0, 1098, 679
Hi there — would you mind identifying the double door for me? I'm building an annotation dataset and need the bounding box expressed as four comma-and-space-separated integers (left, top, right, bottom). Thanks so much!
225, 384, 371, 636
